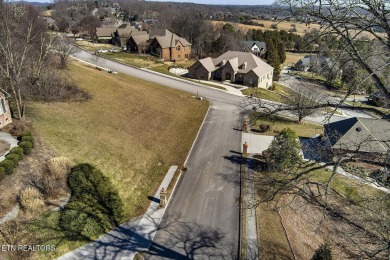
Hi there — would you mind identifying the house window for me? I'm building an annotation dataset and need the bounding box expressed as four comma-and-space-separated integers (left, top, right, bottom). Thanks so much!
188, 46, 191, 50
185, 54, 188, 58
178, 54, 181, 59
177, 45, 181, 51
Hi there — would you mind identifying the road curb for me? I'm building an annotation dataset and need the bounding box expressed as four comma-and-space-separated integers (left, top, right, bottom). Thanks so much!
71, 45, 244, 98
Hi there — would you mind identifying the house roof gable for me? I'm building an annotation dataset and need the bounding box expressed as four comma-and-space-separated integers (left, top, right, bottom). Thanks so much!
325, 117, 390, 153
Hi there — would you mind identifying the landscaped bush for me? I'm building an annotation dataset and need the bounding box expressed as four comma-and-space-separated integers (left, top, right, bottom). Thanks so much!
5, 154, 20, 166
259, 124, 271, 132
8, 147, 24, 160
0, 159, 15, 175
0, 168, 5, 181
19, 187, 45, 215
19, 141, 33, 155
21, 135, 34, 147
47, 157, 72, 180
59, 163, 124, 239
21, 130, 32, 137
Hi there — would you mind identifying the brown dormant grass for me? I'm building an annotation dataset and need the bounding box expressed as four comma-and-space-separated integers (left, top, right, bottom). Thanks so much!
28, 62, 209, 219
19, 187, 45, 215
210, 20, 319, 36
47, 157, 72, 180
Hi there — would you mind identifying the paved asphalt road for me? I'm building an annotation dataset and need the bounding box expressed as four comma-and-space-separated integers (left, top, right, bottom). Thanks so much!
73, 50, 242, 259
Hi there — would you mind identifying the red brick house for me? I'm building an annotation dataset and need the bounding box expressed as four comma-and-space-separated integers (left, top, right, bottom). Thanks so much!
148, 29, 191, 61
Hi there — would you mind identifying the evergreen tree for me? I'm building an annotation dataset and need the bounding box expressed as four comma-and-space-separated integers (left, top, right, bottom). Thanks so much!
60, 164, 124, 239
312, 244, 332, 260
267, 128, 301, 172
265, 40, 282, 81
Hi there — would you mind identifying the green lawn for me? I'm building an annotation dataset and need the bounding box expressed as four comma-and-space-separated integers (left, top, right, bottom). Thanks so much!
250, 113, 324, 137
289, 71, 342, 89
242, 87, 286, 103
344, 100, 390, 116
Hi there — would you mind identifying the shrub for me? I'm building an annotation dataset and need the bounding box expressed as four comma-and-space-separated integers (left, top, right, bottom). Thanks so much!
19, 187, 45, 215
8, 147, 24, 160
60, 163, 124, 239
5, 154, 20, 166
19, 141, 33, 155
312, 243, 332, 260
47, 157, 72, 180
21, 130, 32, 137
259, 124, 271, 132
0, 159, 15, 175
10, 125, 26, 136
21, 136, 34, 147
268, 84, 276, 91
0, 168, 5, 181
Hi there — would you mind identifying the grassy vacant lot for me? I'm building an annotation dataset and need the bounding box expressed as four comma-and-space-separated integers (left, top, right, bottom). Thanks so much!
27, 61, 208, 257
28, 62, 208, 219
250, 113, 323, 137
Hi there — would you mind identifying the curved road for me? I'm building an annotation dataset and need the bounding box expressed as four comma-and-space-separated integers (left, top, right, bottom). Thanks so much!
73, 50, 243, 259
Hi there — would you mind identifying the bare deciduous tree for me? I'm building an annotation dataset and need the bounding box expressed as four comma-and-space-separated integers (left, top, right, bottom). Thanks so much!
54, 36, 78, 69
276, 0, 390, 100
0, 3, 55, 119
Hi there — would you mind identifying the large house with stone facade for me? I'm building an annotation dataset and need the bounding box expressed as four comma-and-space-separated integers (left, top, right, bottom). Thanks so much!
188, 51, 274, 88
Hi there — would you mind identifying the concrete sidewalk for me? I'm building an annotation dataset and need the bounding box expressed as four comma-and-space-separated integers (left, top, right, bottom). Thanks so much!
197, 80, 245, 96
58, 165, 178, 260
241, 132, 274, 154
0, 132, 18, 161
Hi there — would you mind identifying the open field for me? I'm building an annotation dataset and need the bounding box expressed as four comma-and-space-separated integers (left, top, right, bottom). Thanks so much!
211, 20, 383, 40
210, 20, 319, 36
250, 113, 324, 137
26, 61, 208, 256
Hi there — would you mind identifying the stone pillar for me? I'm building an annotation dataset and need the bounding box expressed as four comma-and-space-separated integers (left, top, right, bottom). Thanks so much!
243, 142, 248, 155
243, 120, 248, 133
159, 188, 167, 208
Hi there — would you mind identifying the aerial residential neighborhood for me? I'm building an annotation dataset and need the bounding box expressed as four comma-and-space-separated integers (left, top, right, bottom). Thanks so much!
0, 0, 389, 259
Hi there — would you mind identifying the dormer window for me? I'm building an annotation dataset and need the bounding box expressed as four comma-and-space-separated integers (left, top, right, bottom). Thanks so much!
240, 62, 247, 69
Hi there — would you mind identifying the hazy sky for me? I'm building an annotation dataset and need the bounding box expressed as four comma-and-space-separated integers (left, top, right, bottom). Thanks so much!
23, 0, 275, 5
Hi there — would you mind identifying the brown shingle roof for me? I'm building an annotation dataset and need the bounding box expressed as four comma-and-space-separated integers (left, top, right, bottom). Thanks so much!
198, 57, 216, 72
213, 51, 273, 74
154, 29, 191, 48
96, 27, 116, 37
131, 34, 149, 45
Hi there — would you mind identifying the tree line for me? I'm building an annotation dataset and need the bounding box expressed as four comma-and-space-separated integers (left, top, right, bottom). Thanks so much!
0, 1, 89, 120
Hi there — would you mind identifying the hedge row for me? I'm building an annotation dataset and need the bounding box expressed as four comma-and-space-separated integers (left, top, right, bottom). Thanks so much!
59, 163, 124, 239
0, 131, 34, 181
